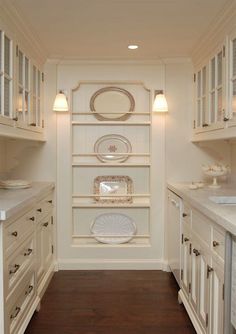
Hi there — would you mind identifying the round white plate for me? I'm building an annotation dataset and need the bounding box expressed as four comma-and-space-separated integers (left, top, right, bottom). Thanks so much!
94, 134, 132, 163
90, 213, 136, 244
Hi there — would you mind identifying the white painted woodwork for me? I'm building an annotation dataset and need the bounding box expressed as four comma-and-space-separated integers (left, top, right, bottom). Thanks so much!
180, 201, 226, 334
0, 190, 55, 334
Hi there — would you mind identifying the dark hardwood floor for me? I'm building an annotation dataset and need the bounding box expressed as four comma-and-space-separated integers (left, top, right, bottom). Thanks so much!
25, 271, 196, 334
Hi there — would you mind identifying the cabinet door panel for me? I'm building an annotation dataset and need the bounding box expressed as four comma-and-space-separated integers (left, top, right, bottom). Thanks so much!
198, 251, 210, 331
210, 261, 224, 334
190, 242, 199, 314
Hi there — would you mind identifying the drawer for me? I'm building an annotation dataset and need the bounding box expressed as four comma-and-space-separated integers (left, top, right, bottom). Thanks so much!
4, 209, 36, 256
6, 270, 36, 334
5, 234, 35, 299
192, 210, 212, 248
36, 193, 53, 222
212, 227, 225, 261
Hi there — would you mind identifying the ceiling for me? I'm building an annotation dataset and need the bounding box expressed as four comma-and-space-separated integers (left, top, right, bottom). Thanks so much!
10, 0, 230, 60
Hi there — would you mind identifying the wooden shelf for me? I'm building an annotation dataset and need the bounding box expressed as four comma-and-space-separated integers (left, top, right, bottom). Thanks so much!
72, 163, 150, 167
72, 153, 150, 157
72, 112, 150, 115
72, 203, 150, 208
72, 121, 151, 126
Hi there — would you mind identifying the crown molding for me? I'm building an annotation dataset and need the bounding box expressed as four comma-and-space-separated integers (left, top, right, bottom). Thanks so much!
191, 0, 236, 67
0, 0, 48, 65
47, 57, 191, 66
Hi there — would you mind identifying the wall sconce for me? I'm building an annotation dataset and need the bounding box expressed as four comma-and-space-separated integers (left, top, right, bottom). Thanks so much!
153, 90, 168, 113
53, 90, 69, 112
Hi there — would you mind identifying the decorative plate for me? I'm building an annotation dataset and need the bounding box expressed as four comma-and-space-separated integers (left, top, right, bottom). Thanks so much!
0, 179, 32, 189
90, 213, 137, 244
94, 175, 133, 203
90, 86, 135, 121
94, 134, 132, 163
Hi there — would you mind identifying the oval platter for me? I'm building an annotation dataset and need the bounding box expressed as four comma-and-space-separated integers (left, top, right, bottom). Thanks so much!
89, 86, 135, 121
94, 134, 132, 163
90, 213, 137, 244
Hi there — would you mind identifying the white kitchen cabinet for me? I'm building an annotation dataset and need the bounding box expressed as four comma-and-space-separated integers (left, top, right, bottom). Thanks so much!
179, 203, 226, 334
0, 189, 55, 334
227, 28, 236, 127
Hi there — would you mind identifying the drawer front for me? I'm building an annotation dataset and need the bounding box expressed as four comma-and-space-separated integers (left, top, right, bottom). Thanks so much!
36, 193, 53, 222
5, 209, 36, 256
212, 227, 225, 261
5, 235, 35, 299
7, 270, 36, 334
192, 210, 211, 248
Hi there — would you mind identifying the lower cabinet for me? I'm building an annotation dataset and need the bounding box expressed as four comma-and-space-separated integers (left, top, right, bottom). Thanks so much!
180, 204, 225, 334
1, 190, 55, 334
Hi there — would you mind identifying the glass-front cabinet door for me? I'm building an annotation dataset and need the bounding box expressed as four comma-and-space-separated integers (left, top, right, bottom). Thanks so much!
195, 65, 208, 131
228, 33, 236, 126
30, 64, 43, 130
0, 30, 14, 125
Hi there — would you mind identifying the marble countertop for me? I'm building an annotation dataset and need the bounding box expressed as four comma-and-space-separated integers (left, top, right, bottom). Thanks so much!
0, 182, 55, 221
167, 182, 236, 236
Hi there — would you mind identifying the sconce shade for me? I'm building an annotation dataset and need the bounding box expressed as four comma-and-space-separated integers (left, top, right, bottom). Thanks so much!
153, 90, 168, 112
53, 91, 69, 111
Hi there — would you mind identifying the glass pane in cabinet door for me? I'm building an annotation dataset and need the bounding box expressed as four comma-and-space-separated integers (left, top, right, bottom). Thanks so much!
25, 57, 29, 90
0, 77, 2, 114
210, 92, 215, 123
0, 31, 2, 70
37, 99, 40, 126
232, 79, 236, 120
202, 97, 206, 125
217, 88, 222, 122
37, 70, 40, 97
4, 77, 10, 117
217, 51, 222, 86
233, 39, 236, 77
31, 96, 36, 125
33, 66, 36, 94
16, 87, 24, 121
25, 91, 29, 122
18, 51, 23, 85
4, 36, 10, 76
197, 71, 201, 98
202, 67, 206, 95
197, 100, 201, 127
211, 58, 215, 89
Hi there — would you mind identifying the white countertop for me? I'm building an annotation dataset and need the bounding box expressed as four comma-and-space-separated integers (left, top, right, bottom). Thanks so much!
167, 182, 236, 236
0, 182, 54, 221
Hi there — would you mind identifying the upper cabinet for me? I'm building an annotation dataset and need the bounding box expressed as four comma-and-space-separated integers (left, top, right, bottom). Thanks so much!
0, 25, 45, 141
228, 31, 236, 126
192, 22, 236, 141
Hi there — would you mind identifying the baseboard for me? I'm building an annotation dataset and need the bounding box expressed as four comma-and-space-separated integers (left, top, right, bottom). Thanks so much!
18, 296, 40, 334
178, 289, 204, 334
58, 258, 167, 270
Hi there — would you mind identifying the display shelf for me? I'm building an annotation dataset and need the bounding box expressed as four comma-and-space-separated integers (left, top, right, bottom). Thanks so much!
71, 235, 151, 247
72, 153, 150, 157
72, 112, 151, 115
72, 194, 150, 198
72, 121, 151, 126
72, 163, 151, 167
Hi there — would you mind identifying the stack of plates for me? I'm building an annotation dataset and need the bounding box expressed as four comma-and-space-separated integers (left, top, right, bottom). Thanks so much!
0, 179, 32, 189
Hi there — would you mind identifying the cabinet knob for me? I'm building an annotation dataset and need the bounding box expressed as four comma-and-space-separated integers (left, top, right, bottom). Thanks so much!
29, 123, 36, 126
37, 208, 42, 212
202, 123, 209, 127
184, 237, 189, 242
29, 216, 35, 221
223, 117, 229, 122
12, 117, 18, 121
207, 265, 214, 278
11, 231, 18, 237
24, 248, 33, 256
193, 248, 200, 256
182, 213, 188, 218
43, 222, 49, 227
10, 307, 21, 319
9, 264, 20, 274
48, 200, 53, 204
213, 240, 219, 247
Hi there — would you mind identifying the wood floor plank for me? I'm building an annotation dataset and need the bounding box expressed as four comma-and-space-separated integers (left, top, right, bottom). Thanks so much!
25, 271, 196, 334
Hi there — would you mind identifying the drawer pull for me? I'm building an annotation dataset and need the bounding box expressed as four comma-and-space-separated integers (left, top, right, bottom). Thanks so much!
37, 208, 42, 212
184, 237, 189, 242
48, 200, 53, 204
193, 248, 200, 256
182, 213, 188, 218
43, 222, 49, 227
25, 285, 33, 296
213, 240, 219, 247
24, 248, 33, 256
9, 264, 20, 275
29, 216, 35, 221
10, 306, 21, 319
207, 265, 214, 278
11, 231, 18, 237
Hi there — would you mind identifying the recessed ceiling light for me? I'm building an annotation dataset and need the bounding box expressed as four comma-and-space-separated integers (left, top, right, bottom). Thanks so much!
128, 45, 138, 50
